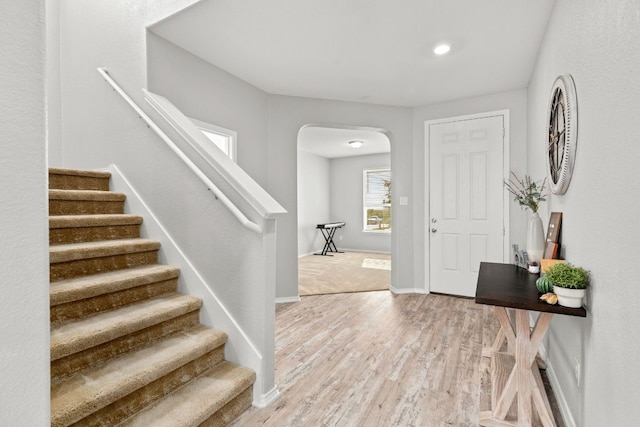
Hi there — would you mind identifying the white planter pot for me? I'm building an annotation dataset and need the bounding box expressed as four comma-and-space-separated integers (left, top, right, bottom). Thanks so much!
553, 285, 586, 308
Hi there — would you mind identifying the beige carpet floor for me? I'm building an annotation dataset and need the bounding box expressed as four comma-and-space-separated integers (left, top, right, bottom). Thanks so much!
298, 251, 391, 296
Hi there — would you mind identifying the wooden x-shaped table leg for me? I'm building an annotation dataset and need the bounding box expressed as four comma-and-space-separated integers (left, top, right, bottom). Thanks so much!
480, 307, 556, 427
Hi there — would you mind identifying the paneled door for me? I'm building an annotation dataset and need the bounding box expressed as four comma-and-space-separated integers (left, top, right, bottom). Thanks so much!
428, 114, 506, 297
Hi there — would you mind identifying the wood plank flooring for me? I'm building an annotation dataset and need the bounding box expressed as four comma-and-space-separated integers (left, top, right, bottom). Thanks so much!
230, 291, 564, 427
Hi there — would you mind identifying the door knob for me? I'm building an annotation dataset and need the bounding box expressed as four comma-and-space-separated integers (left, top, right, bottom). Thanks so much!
431, 217, 438, 223
431, 228, 438, 233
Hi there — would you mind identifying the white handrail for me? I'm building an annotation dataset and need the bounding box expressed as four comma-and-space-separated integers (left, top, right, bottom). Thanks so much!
141, 89, 286, 220
97, 67, 262, 233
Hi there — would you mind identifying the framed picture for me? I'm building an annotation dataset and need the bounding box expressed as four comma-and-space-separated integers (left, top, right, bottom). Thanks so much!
543, 242, 560, 259
546, 212, 563, 243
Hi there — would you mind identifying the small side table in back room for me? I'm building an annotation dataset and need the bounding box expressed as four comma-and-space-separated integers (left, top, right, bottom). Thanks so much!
475, 262, 586, 426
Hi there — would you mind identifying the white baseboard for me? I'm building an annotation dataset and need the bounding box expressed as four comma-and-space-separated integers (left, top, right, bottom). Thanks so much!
389, 285, 428, 295
543, 345, 577, 427
340, 248, 391, 255
253, 386, 280, 408
276, 296, 301, 304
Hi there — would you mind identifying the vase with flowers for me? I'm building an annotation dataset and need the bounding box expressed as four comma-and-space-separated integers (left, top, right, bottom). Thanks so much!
504, 172, 547, 263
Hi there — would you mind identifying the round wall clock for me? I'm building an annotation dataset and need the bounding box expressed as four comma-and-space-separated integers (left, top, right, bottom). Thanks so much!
546, 74, 578, 195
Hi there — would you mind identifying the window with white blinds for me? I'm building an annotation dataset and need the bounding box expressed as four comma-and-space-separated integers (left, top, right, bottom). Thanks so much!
363, 169, 391, 232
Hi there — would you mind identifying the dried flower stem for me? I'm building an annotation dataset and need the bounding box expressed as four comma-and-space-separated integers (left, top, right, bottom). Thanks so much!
504, 172, 547, 213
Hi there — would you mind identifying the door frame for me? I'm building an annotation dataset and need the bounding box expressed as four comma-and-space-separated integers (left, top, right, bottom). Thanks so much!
424, 110, 511, 294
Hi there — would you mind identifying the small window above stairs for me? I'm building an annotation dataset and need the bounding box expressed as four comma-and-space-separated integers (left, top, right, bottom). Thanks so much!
48, 167, 255, 426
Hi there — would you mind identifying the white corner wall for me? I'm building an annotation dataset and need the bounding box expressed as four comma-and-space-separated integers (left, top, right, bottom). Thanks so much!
297, 150, 331, 256
330, 153, 391, 253
527, 0, 640, 425
0, 0, 50, 423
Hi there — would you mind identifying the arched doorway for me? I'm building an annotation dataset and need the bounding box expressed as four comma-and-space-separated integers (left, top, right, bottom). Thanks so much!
296, 124, 392, 296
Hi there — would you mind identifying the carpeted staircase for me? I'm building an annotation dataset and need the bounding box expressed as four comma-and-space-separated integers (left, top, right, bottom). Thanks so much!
49, 167, 255, 426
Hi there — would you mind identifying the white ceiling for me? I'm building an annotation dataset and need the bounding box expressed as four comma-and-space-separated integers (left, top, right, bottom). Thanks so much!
151, 0, 555, 157
298, 126, 390, 159
151, 0, 556, 108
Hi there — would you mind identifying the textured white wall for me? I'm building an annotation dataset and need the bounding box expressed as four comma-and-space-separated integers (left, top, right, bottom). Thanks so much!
0, 0, 50, 423
528, 0, 640, 425
47, 0, 62, 166
297, 151, 331, 256
330, 153, 391, 253
412, 89, 528, 291
147, 32, 270, 186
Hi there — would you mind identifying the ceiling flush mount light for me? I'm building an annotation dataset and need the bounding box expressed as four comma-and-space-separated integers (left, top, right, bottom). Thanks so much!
434, 43, 451, 55
349, 140, 363, 149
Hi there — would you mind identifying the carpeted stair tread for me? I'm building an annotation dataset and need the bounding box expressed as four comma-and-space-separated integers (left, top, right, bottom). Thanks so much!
118, 361, 255, 427
50, 238, 160, 264
49, 167, 111, 179
50, 214, 143, 229
51, 324, 227, 427
50, 265, 180, 307
48, 166, 254, 425
51, 293, 202, 361
49, 189, 126, 201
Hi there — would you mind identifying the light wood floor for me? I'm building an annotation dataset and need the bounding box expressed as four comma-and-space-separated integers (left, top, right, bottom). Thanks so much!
230, 291, 564, 427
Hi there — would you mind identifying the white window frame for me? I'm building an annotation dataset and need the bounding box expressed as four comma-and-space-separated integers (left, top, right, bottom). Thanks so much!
362, 168, 391, 234
190, 117, 237, 162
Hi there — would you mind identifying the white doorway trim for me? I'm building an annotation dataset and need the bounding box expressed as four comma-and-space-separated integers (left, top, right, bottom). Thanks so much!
424, 110, 510, 294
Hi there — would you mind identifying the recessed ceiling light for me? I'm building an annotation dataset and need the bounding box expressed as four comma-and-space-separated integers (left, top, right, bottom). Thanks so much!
434, 44, 451, 55
349, 140, 363, 149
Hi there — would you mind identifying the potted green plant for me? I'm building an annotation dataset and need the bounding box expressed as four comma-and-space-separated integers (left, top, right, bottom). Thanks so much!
545, 263, 589, 308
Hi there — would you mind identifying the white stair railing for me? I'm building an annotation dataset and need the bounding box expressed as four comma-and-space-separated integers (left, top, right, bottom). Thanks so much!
97, 67, 285, 232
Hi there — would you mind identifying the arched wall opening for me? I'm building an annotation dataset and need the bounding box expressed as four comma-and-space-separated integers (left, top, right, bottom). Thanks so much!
296, 123, 393, 295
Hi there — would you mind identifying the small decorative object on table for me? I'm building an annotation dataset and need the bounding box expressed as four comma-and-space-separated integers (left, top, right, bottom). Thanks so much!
546, 212, 563, 243
536, 275, 553, 293
527, 261, 540, 274
545, 262, 589, 308
512, 244, 529, 269
504, 172, 547, 263
540, 258, 565, 274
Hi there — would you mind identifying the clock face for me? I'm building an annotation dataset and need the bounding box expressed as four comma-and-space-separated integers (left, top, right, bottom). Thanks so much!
548, 87, 566, 185
546, 75, 578, 195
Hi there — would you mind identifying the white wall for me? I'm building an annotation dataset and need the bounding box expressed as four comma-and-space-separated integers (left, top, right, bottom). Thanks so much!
147, 33, 270, 186
412, 89, 528, 291
47, 0, 62, 166
527, 0, 640, 425
0, 0, 50, 423
268, 95, 413, 299
297, 151, 331, 256
330, 153, 391, 253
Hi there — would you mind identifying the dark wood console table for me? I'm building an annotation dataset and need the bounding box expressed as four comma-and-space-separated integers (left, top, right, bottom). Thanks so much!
475, 262, 586, 426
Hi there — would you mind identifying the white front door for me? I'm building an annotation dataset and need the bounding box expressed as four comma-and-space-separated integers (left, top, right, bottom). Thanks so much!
427, 114, 506, 297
